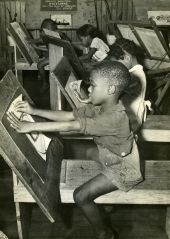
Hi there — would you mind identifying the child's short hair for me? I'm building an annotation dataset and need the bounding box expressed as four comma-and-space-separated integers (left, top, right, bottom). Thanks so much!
76, 24, 107, 43
40, 18, 56, 30
91, 61, 131, 95
108, 38, 144, 65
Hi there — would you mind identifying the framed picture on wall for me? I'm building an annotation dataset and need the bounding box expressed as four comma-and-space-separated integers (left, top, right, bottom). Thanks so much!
51, 14, 72, 28
148, 11, 170, 26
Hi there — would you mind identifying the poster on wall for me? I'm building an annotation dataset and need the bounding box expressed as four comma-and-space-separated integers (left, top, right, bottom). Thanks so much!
41, 0, 77, 11
148, 11, 170, 25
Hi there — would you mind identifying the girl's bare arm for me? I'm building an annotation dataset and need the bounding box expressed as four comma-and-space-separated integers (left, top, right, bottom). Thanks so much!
14, 101, 75, 121
7, 112, 81, 133
79, 48, 96, 61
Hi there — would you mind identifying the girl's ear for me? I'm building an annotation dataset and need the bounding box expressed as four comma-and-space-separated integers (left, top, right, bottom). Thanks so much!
108, 85, 116, 95
124, 54, 131, 62
123, 53, 132, 69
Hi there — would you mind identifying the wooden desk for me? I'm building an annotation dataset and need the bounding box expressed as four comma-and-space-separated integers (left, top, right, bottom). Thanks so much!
11, 114, 170, 239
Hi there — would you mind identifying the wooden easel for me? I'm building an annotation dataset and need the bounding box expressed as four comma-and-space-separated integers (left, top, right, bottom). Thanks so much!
7, 22, 64, 111
42, 32, 86, 80
0, 71, 61, 227
7, 21, 40, 84
42, 31, 90, 111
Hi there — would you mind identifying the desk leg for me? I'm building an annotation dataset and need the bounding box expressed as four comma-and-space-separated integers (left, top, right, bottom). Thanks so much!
155, 78, 170, 109
166, 206, 170, 239
15, 69, 23, 85
49, 72, 61, 110
15, 202, 32, 239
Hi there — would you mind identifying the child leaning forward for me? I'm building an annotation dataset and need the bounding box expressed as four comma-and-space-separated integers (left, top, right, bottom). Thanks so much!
7, 61, 143, 239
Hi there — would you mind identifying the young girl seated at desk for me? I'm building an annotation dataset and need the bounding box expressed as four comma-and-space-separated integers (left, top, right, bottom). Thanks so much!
7, 61, 143, 239
30, 18, 70, 93
76, 24, 110, 63
107, 38, 148, 133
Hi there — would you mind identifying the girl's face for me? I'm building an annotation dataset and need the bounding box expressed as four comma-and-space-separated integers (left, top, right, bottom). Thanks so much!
88, 72, 109, 106
79, 35, 91, 47
117, 52, 133, 69
110, 54, 132, 70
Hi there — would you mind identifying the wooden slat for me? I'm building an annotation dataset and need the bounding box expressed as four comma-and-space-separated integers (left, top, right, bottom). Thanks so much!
0, 2, 6, 57
15, 202, 32, 239
20, 1, 25, 23
60, 159, 170, 204
15, 61, 49, 70
61, 160, 170, 190
139, 115, 170, 142
15, 1, 21, 23
14, 161, 67, 203
14, 159, 170, 205
61, 188, 170, 204
0, 1, 26, 67
0, 2, 3, 57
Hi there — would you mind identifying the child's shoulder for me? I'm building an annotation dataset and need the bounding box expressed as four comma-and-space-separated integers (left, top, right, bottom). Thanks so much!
91, 37, 105, 44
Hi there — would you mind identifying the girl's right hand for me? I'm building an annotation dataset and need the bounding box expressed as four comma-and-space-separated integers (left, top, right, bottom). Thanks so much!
7, 112, 33, 133
74, 90, 91, 104
14, 101, 34, 115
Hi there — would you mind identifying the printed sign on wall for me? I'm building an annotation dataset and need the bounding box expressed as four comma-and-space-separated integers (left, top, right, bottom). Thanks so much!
41, 0, 77, 11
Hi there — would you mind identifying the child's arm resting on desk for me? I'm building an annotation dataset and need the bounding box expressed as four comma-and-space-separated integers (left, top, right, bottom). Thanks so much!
79, 48, 96, 61
13, 101, 75, 122
7, 112, 80, 133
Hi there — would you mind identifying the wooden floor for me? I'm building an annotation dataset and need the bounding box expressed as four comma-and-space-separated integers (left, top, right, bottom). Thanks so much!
0, 71, 170, 239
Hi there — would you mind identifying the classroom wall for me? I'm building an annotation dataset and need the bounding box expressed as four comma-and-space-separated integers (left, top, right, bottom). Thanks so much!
133, 0, 170, 21
25, 0, 170, 30
1, 0, 170, 74
0, 0, 25, 72
25, 0, 113, 35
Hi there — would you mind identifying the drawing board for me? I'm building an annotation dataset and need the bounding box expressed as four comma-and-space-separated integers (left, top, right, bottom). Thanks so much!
42, 33, 86, 79
8, 21, 39, 64
117, 24, 140, 46
114, 21, 170, 63
52, 57, 87, 109
133, 26, 170, 61
0, 70, 61, 222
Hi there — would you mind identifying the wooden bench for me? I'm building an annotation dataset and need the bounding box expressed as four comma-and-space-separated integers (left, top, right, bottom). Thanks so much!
12, 114, 170, 239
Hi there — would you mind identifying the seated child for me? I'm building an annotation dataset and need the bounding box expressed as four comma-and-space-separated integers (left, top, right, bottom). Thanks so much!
30, 18, 70, 93
7, 61, 143, 239
76, 24, 110, 62
107, 38, 149, 133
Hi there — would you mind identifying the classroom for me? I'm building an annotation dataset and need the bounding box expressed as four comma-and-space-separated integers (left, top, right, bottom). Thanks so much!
1, 0, 170, 239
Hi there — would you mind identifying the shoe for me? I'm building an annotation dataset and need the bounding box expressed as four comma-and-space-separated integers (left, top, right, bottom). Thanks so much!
112, 230, 119, 239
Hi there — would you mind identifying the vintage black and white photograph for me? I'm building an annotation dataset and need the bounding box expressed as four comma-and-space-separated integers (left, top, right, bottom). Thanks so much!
1, 1, 170, 239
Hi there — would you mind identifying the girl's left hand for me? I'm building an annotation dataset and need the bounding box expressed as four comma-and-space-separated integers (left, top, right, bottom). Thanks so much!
73, 90, 91, 104
6, 112, 33, 133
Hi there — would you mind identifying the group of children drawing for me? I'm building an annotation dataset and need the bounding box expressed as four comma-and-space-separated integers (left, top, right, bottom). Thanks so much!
7, 19, 148, 239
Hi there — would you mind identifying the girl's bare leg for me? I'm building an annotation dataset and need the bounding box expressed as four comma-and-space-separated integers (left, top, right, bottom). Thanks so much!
73, 173, 117, 239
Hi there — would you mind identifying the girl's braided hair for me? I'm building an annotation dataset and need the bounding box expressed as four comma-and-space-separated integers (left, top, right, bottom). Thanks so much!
109, 38, 145, 65
76, 24, 107, 43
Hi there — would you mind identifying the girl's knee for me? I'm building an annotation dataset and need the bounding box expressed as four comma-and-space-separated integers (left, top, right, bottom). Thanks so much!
73, 186, 89, 205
